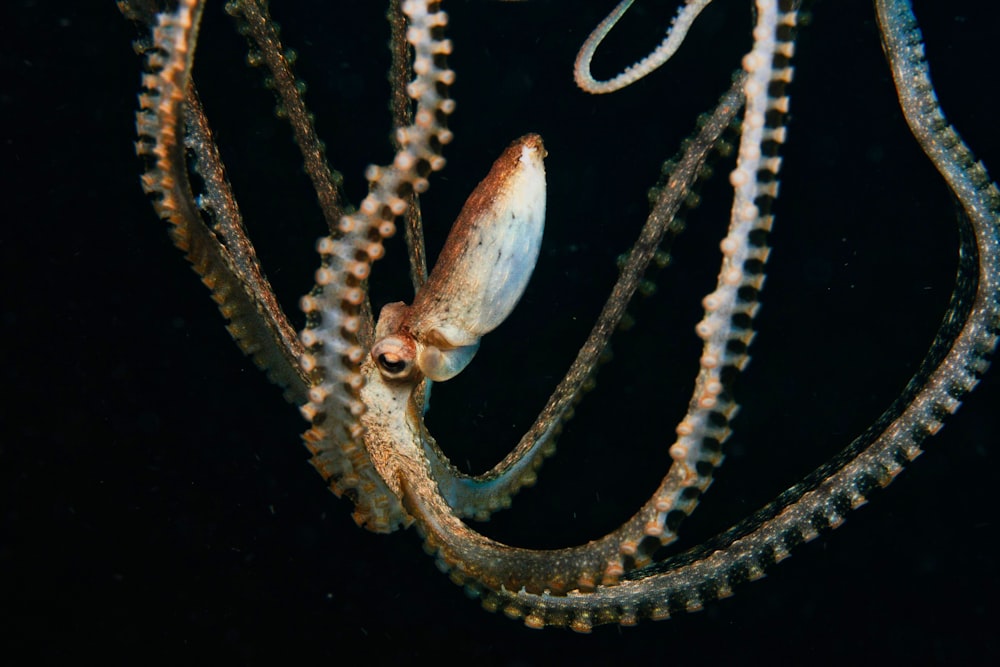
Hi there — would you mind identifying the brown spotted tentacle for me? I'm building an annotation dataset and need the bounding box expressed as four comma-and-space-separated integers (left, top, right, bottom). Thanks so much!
127, 0, 311, 404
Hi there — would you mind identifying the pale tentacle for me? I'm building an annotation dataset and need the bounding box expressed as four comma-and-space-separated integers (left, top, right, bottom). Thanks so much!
603, 0, 798, 565
297, 0, 456, 533
388, 0, 431, 293
574, 0, 714, 94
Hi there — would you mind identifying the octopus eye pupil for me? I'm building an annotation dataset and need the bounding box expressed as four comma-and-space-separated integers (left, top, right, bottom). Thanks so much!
378, 354, 408, 375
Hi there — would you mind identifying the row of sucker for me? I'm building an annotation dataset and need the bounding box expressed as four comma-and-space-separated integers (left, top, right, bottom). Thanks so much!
608, 0, 799, 575
297, 1, 455, 533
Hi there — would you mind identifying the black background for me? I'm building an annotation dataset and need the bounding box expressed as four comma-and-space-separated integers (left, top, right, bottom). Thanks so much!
3, 0, 998, 663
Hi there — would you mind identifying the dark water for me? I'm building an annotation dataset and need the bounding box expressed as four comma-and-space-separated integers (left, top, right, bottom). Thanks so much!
3, 1, 998, 663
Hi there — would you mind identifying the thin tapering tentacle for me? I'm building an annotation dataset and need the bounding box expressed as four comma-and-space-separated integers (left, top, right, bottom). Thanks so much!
574, 0, 714, 94
225, 0, 349, 236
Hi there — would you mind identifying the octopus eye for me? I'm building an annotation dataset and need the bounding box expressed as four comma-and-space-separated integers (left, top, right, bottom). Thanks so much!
371, 335, 416, 380
377, 353, 410, 377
